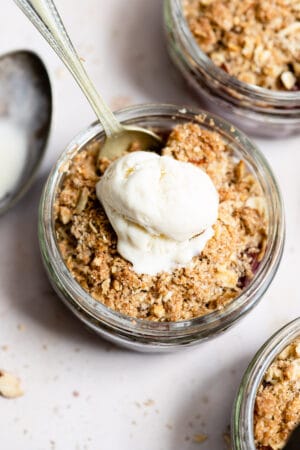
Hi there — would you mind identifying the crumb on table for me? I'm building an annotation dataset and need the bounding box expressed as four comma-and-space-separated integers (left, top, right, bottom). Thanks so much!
0, 370, 23, 399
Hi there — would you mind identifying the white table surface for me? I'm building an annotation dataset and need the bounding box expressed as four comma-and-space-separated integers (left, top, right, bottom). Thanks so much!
0, 1, 299, 449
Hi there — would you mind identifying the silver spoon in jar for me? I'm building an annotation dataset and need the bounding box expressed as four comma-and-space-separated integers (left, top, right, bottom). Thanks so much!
0, 50, 52, 216
13, 0, 162, 161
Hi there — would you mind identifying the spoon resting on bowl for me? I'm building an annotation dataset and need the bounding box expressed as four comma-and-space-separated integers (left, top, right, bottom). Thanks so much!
13, 0, 162, 161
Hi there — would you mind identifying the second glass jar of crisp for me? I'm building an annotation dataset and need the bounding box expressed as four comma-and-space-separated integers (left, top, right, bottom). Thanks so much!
232, 318, 300, 449
164, 0, 300, 137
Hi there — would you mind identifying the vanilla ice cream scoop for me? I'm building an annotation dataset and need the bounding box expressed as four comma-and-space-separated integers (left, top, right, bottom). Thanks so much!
96, 151, 219, 275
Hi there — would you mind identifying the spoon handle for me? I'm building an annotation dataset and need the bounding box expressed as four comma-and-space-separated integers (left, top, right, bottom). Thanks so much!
13, 0, 122, 137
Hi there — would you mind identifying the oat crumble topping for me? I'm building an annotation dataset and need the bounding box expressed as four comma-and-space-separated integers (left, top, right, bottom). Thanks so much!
54, 122, 267, 322
183, 0, 300, 90
254, 338, 300, 449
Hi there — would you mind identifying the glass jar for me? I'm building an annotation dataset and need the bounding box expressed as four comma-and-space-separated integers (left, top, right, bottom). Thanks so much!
232, 318, 300, 449
39, 104, 284, 352
164, 0, 300, 138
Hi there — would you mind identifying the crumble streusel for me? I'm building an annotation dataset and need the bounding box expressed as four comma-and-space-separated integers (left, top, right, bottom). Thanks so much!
184, 0, 300, 91
254, 338, 300, 450
54, 122, 267, 322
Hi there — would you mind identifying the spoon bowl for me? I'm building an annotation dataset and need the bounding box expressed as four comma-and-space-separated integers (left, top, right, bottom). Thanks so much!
99, 125, 163, 160
0, 50, 52, 215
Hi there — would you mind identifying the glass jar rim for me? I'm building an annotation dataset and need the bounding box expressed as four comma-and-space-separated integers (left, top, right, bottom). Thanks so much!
232, 317, 300, 450
39, 103, 285, 342
170, 0, 300, 106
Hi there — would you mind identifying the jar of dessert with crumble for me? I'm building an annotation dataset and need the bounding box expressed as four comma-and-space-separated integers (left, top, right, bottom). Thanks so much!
232, 318, 300, 450
164, 0, 300, 137
39, 104, 284, 351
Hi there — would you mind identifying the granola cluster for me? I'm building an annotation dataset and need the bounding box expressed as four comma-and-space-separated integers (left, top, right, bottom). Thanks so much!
54, 122, 267, 322
184, 0, 300, 90
254, 338, 300, 450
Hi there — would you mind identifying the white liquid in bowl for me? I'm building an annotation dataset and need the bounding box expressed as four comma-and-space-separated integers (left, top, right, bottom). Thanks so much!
0, 119, 27, 201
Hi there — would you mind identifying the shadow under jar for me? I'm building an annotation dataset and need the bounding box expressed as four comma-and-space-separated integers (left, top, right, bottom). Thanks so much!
39, 104, 284, 352
232, 318, 300, 450
164, 0, 300, 138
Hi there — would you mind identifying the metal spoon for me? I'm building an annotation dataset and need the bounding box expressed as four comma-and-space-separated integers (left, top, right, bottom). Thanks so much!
14, 0, 162, 161
0, 50, 52, 216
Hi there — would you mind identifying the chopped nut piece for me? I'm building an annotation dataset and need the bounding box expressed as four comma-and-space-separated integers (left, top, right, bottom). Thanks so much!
59, 206, 72, 224
151, 304, 165, 319
234, 160, 245, 182
281, 71, 297, 90
0, 371, 23, 399
215, 266, 238, 289
143, 398, 155, 407
75, 186, 89, 213
101, 279, 110, 294
193, 433, 208, 443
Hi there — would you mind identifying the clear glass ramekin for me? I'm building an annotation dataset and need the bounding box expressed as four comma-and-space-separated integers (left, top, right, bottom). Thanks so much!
164, 0, 300, 138
232, 317, 300, 450
39, 104, 285, 352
